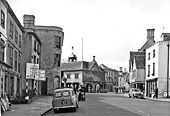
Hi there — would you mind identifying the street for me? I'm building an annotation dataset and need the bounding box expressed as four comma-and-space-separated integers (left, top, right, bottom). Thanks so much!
45, 93, 170, 116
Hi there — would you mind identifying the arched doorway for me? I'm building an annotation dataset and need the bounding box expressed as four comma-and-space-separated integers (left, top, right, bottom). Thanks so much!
86, 83, 92, 92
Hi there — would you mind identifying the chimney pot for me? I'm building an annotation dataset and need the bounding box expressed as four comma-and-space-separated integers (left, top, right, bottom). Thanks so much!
93, 56, 95, 61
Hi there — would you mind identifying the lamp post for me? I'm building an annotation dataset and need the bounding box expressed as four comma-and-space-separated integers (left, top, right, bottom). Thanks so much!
167, 43, 169, 98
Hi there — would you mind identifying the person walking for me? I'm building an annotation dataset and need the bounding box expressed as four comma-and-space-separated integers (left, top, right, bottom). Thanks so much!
154, 87, 158, 99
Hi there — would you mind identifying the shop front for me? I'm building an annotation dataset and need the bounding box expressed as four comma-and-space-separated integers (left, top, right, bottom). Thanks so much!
145, 78, 158, 97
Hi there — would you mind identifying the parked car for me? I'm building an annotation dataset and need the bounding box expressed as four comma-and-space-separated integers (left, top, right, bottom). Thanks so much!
128, 88, 144, 99
52, 88, 79, 113
99, 88, 107, 93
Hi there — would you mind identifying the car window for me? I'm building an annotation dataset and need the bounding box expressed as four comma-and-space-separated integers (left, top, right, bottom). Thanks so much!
134, 89, 140, 92
55, 92, 62, 97
62, 91, 70, 97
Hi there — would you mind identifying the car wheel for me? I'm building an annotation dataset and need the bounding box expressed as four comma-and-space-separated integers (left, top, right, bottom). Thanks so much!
133, 94, 135, 98
76, 103, 79, 108
73, 107, 77, 112
53, 109, 59, 113
129, 94, 131, 98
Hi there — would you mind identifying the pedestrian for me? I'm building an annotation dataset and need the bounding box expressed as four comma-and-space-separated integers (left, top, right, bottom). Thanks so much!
154, 87, 158, 99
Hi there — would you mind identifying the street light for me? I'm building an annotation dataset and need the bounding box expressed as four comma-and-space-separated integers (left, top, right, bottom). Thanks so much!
167, 43, 169, 98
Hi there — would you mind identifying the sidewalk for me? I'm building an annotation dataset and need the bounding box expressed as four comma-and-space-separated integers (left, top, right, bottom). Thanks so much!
2, 95, 52, 116
118, 92, 170, 103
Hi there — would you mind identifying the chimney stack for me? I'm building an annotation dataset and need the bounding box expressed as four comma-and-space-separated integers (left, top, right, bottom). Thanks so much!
93, 56, 95, 61
23, 15, 35, 30
147, 29, 155, 40
119, 67, 123, 72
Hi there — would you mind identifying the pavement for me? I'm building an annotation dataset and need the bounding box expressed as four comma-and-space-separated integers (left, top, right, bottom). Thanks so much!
2, 92, 170, 116
2, 95, 53, 116
116, 92, 170, 103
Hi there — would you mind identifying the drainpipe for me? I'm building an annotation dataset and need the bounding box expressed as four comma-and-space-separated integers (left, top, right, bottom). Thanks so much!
167, 43, 169, 98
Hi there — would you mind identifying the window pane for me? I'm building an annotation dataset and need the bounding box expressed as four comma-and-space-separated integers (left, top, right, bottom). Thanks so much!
1, 10, 5, 28
62, 91, 70, 97
55, 92, 61, 97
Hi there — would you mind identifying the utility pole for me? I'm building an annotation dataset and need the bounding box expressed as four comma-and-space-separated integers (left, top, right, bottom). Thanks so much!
167, 43, 169, 98
82, 38, 83, 61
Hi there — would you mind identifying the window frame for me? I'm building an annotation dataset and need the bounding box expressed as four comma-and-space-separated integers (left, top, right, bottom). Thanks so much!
148, 53, 150, 60
14, 50, 17, 71
148, 65, 150, 77
152, 62, 155, 76
54, 36, 61, 49
9, 21, 14, 39
15, 28, 18, 44
1, 10, 5, 28
74, 73, 79, 79
0, 39, 5, 61
153, 49, 155, 58
67, 74, 71, 79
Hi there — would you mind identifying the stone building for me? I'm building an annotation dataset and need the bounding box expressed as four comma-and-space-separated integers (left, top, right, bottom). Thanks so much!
0, 0, 12, 98
129, 29, 155, 91
5, 1, 24, 97
35, 24, 64, 95
22, 15, 42, 95
61, 56, 106, 92
100, 64, 117, 92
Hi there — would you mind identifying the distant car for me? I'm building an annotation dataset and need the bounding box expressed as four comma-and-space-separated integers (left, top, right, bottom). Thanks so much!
99, 89, 107, 93
52, 88, 79, 113
129, 88, 144, 99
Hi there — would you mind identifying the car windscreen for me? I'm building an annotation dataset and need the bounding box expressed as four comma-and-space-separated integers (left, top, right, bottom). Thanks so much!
134, 89, 140, 92
62, 91, 70, 97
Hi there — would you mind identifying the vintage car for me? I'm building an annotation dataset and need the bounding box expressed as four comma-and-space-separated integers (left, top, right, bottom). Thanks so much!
128, 88, 144, 99
52, 88, 79, 113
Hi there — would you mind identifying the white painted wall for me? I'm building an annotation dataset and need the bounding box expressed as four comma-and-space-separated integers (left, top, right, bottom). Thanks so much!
64, 71, 83, 84
146, 41, 170, 95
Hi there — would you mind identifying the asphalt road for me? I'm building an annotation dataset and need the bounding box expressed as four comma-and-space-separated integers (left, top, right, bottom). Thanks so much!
44, 93, 170, 116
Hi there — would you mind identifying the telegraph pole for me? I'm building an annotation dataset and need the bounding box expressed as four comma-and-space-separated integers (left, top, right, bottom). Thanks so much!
167, 43, 169, 98
82, 38, 83, 61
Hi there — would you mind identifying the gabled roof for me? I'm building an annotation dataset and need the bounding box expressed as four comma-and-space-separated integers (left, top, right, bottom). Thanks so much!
129, 51, 145, 71
161, 33, 170, 41
61, 60, 105, 72
61, 61, 83, 71
138, 38, 155, 52
130, 51, 145, 61
134, 55, 145, 69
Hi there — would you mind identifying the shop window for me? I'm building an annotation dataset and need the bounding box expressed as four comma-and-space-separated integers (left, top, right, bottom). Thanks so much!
67, 74, 71, 79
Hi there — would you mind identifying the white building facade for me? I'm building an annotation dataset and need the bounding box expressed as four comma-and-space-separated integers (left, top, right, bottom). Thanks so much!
145, 41, 170, 98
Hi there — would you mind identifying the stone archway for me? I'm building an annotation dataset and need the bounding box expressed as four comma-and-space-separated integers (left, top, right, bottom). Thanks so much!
86, 83, 93, 92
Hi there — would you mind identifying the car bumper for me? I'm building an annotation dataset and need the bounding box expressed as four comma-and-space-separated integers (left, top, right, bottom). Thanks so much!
53, 105, 76, 109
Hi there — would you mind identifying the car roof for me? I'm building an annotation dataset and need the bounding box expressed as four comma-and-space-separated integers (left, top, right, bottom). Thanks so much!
54, 88, 73, 92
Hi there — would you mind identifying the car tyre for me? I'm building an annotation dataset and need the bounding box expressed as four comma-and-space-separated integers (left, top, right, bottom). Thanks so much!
73, 107, 77, 112
76, 103, 79, 108
129, 94, 131, 98
53, 109, 59, 113
133, 94, 135, 98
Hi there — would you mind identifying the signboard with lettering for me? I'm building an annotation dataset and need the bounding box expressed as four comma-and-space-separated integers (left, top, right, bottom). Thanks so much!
37, 70, 46, 81
26, 63, 39, 79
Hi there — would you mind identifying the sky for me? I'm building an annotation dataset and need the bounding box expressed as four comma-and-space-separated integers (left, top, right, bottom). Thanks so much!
7, 0, 170, 71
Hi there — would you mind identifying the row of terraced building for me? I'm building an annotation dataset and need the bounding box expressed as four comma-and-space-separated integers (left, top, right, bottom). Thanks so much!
129, 28, 170, 98
0, 0, 64, 99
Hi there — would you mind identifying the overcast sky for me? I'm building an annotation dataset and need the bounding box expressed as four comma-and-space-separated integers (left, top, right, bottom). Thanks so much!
7, 0, 170, 71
